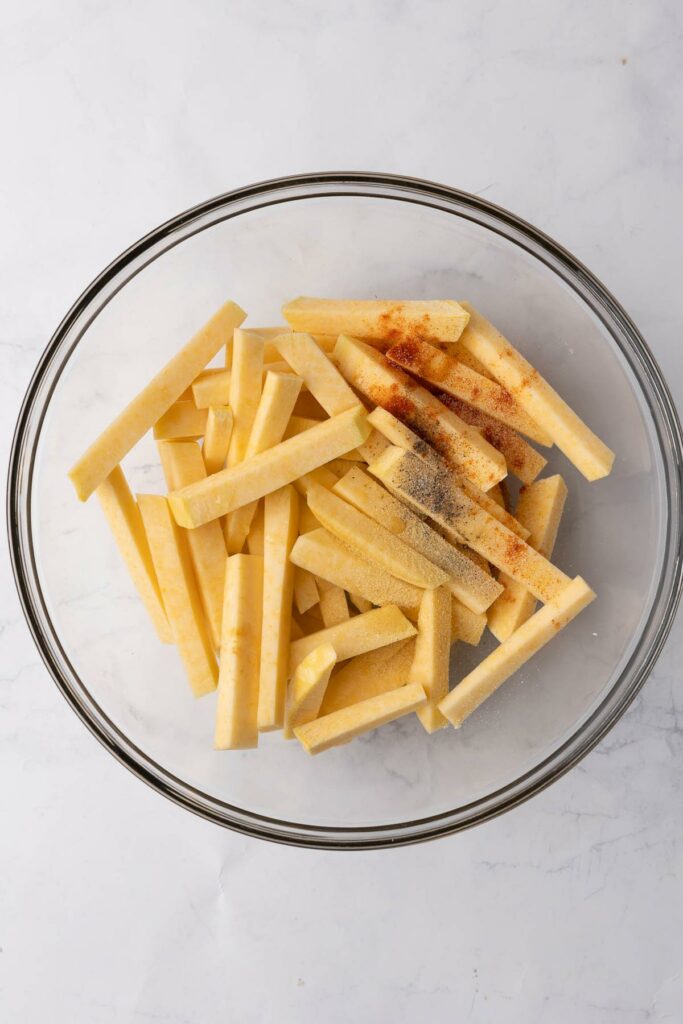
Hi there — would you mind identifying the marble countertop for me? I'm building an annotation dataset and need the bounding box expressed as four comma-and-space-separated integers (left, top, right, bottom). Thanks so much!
2, 2, 682, 1021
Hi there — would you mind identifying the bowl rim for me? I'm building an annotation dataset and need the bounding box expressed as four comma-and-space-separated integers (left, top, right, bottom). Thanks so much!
7, 171, 683, 850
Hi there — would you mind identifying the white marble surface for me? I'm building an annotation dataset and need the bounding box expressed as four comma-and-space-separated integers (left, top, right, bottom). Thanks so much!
2, 1, 683, 1021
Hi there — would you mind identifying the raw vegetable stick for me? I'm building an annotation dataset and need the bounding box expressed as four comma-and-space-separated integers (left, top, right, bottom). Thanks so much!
439, 577, 595, 727
333, 335, 506, 491
157, 440, 227, 651
317, 580, 351, 627
138, 494, 218, 697
69, 299, 245, 500
169, 406, 370, 528
370, 447, 571, 604
283, 297, 470, 345
458, 303, 615, 481
227, 328, 264, 465
451, 599, 487, 646
319, 640, 413, 714
307, 484, 448, 589
153, 402, 208, 441
410, 586, 451, 733
273, 332, 360, 416
386, 337, 552, 445
293, 566, 320, 614
289, 605, 416, 675
95, 466, 172, 643
366, 406, 529, 538
356, 429, 391, 464
290, 528, 424, 610
258, 486, 298, 731
283, 644, 337, 739
294, 683, 428, 755
332, 466, 502, 613
192, 368, 231, 408
488, 475, 568, 642
203, 406, 233, 475
215, 554, 263, 748
226, 372, 303, 553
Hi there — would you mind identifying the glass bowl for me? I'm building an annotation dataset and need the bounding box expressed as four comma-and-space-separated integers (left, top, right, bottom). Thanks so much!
8, 173, 683, 849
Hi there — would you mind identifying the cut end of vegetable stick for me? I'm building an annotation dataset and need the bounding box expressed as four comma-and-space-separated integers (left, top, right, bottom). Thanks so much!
169, 406, 370, 528
283, 297, 470, 345
69, 300, 245, 500
192, 368, 231, 409
289, 604, 416, 675
439, 576, 596, 728
459, 303, 615, 481
283, 642, 337, 739
294, 682, 427, 755
215, 554, 264, 749
138, 494, 218, 697
95, 467, 172, 643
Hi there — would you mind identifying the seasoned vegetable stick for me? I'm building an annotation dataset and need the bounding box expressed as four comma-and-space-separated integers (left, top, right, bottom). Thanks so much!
283, 297, 470, 345
289, 605, 416, 675
488, 475, 568, 642
294, 683, 428, 755
333, 335, 506, 491
138, 494, 218, 697
370, 447, 570, 604
439, 577, 595, 727
95, 466, 172, 643
69, 299, 245, 500
459, 303, 615, 480
215, 554, 263, 748
169, 406, 370, 528
284, 643, 337, 739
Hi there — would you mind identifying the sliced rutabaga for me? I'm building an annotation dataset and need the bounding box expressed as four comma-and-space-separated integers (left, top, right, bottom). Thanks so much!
168, 406, 370, 528
369, 447, 570, 604
283, 297, 470, 346
272, 331, 360, 416
458, 303, 614, 481
289, 605, 416, 675
215, 554, 264, 749
332, 334, 506, 491
69, 300, 245, 500
283, 643, 337, 739
319, 640, 415, 715
409, 586, 452, 733
439, 577, 595, 727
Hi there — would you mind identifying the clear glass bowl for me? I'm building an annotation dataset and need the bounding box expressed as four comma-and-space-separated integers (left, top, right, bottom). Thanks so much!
8, 173, 683, 849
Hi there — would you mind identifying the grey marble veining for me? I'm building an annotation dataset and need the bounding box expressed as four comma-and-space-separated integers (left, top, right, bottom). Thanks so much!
2, 2, 683, 1022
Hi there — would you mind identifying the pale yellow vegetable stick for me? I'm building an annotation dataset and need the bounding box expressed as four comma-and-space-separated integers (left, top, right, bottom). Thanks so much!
258, 486, 298, 731
138, 494, 218, 697
488, 475, 568, 642
459, 303, 615, 480
365, 406, 529, 539
227, 328, 265, 466
348, 593, 373, 614
69, 300, 246, 500
246, 501, 264, 556
410, 586, 451, 733
293, 566, 320, 614
169, 407, 370, 528
95, 466, 172, 643
332, 467, 502, 613
273, 332, 360, 416
283, 643, 337, 739
333, 335, 506, 491
215, 554, 263, 748
156, 440, 227, 651
386, 337, 552, 445
452, 344, 495, 380
289, 605, 416, 675
293, 466, 339, 498
283, 297, 470, 345
290, 528, 424, 610
451, 599, 487, 646
317, 580, 350, 627
320, 640, 413, 715
356, 429, 391, 464
203, 406, 233, 475
307, 484, 448, 589
439, 577, 596, 727
283, 416, 324, 440
153, 402, 208, 441
370, 447, 570, 603
192, 369, 231, 409
294, 682, 427, 755
226, 372, 303, 554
